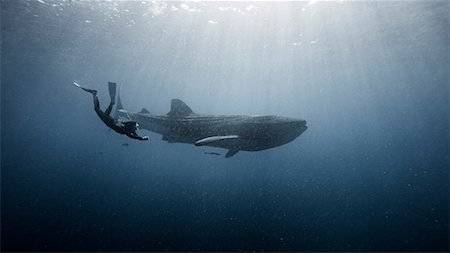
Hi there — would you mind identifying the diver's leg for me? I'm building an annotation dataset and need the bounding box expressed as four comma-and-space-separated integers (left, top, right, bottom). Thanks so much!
103, 82, 116, 115
93, 94, 102, 113
105, 101, 114, 115
75, 82, 100, 112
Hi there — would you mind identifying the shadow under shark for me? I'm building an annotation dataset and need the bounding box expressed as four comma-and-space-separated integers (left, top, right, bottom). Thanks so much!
116, 94, 307, 158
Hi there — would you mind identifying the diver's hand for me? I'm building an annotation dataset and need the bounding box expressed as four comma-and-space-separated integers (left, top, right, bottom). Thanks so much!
126, 132, 148, 141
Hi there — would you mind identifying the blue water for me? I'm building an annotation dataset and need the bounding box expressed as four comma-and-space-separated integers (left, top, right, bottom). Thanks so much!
1, 0, 448, 251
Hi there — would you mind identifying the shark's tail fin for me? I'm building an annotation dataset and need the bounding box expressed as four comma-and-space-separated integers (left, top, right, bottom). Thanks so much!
108, 82, 116, 103
113, 83, 151, 119
116, 86, 123, 111
113, 83, 127, 120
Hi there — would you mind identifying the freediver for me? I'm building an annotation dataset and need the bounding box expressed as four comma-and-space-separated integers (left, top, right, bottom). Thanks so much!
74, 81, 149, 141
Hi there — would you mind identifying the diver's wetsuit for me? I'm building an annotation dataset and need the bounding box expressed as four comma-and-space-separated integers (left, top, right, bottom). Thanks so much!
75, 82, 148, 141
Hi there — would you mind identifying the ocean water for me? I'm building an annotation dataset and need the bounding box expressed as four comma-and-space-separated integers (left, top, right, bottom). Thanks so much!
1, 0, 448, 251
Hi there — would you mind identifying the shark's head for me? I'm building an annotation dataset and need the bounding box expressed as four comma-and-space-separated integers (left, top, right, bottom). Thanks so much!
250, 116, 307, 149
289, 118, 308, 136
273, 116, 307, 139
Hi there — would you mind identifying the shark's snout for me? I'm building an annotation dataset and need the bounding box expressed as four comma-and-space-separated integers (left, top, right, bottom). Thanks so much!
296, 119, 307, 127
293, 119, 308, 135
287, 119, 307, 129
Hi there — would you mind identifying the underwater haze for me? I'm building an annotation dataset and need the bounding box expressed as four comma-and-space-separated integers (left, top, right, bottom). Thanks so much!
1, 0, 449, 251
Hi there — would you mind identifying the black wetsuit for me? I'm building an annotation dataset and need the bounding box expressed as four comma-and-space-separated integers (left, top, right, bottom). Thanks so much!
76, 82, 148, 141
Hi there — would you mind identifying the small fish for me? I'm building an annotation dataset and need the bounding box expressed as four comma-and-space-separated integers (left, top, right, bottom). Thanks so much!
122, 143, 130, 146
204, 152, 221, 156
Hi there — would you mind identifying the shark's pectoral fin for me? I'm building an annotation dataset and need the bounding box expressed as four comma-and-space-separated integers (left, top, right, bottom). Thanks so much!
195, 135, 240, 146
225, 149, 239, 158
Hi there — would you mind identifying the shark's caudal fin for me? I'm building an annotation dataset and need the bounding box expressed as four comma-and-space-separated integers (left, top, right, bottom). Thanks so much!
113, 84, 151, 119
114, 83, 127, 119
140, 108, 150, 114
167, 99, 194, 117
116, 85, 123, 110
108, 82, 116, 103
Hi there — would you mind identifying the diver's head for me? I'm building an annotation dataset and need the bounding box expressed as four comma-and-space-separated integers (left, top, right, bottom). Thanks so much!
123, 121, 138, 132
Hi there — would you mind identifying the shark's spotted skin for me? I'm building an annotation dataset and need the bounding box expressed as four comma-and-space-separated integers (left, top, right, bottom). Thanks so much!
116, 97, 307, 158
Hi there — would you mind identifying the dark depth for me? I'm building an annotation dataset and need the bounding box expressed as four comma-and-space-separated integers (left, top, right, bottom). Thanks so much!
1, 0, 449, 252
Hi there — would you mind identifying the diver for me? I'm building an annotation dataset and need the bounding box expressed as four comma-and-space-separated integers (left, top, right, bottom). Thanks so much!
74, 81, 149, 141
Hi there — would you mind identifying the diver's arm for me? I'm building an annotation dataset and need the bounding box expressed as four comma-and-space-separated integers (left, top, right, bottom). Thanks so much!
126, 132, 149, 141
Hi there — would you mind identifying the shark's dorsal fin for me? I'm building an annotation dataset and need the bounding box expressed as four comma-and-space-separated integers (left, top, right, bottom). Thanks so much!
167, 99, 193, 117
140, 108, 150, 114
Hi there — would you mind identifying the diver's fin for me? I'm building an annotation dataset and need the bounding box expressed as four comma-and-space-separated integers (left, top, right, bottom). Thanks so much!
167, 99, 193, 117
73, 82, 97, 94
108, 82, 116, 104
225, 149, 239, 158
195, 135, 239, 146
140, 108, 150, 114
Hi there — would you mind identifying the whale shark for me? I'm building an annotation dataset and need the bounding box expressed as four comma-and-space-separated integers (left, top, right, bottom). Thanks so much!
115, 93, 307, 158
